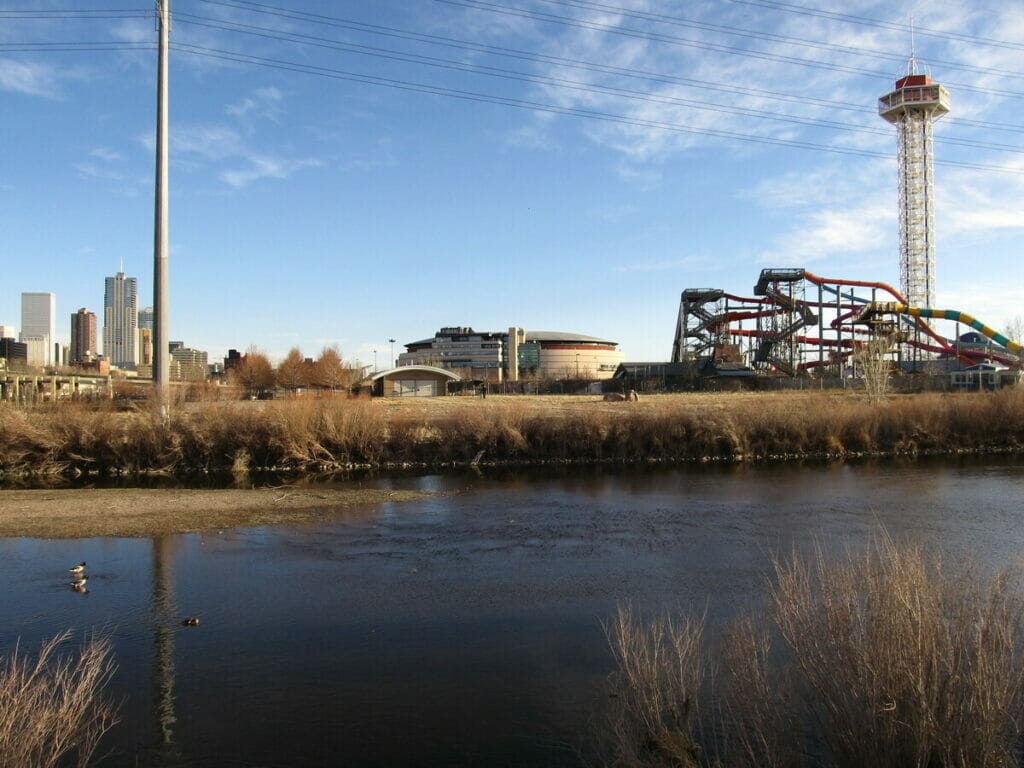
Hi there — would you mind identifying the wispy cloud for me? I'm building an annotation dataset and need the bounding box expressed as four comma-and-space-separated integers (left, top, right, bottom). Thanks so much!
226, 86, 284, 123
613, 255, 707, 272
0, 59, 61, 97
89, 148, 122, 162
220, 156, 321, 188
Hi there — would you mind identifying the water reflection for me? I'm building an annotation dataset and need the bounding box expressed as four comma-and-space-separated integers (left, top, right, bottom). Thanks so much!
151, 535, 180, 762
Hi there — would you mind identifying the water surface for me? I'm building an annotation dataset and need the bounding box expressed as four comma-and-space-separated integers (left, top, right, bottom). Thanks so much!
2, 458, 1023, 766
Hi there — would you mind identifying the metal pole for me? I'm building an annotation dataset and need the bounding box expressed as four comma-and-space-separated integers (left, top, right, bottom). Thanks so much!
389, 338, 395, 368
153, 0, 171, 406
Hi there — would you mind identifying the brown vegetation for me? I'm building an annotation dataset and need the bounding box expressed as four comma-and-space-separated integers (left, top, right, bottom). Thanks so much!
0, 631, 118, 768
603, 534, 1024, 767
2, 389, 1024, 478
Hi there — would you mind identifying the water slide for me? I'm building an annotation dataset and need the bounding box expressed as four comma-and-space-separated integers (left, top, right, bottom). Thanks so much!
802, 271, 964, 358
864, 304, 1023, 356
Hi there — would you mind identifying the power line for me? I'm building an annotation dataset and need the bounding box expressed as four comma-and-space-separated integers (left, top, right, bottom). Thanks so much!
171, 12, 1024, 157
192, 0, 1024, 135
535, 0, 1024, 83
172, 41, 1023, 175
724, 0, 1024, 53
436, 0, 1024, 101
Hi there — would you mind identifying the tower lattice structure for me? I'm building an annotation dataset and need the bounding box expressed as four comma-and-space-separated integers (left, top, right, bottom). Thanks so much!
878, 64, 950, 311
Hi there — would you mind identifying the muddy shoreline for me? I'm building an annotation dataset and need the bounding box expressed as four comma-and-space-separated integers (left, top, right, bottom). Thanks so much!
0, 487, 432, 539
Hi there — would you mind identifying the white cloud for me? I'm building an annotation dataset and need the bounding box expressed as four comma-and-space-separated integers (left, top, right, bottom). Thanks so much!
220, 156, 321, 189
90, 148, 122, 162
0, 59, 60, 97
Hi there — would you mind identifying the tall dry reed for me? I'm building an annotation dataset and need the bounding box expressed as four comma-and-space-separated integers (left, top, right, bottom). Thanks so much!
0, 631, 119, 768
3, 390, 1024, 477
603, 533, 1024, 768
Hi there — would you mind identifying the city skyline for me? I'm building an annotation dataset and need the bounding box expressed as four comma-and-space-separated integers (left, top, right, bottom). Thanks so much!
2, 1, 1023, 364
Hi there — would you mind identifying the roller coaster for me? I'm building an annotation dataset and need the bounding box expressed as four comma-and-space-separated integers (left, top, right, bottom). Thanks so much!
671, 268, 1022, 377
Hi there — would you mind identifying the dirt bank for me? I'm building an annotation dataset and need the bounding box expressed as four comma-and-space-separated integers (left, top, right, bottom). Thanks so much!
0, 487, 432, 539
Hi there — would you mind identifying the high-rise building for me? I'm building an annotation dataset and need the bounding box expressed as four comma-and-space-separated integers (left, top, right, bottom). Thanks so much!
879, 60, 950, 311
138, 306, 154, 331
20, 292, 56, 366
0, 324, 16, 340
104, 271, 138, 368
170, 346, 208, 381
70, 308, 98, 364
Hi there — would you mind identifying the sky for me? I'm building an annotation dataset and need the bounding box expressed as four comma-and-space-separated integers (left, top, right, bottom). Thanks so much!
1, 0, 1023, 366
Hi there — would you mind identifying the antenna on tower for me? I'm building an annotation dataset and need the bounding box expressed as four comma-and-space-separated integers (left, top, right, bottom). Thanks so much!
908, 16, 918, 75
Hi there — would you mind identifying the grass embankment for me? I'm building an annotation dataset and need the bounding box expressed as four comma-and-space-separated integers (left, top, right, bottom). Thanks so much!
604, 534, 1024, 767
2, 390, 1024, 478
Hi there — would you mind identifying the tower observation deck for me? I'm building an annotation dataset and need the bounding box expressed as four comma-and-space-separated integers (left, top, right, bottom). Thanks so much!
879, 69, 950, 311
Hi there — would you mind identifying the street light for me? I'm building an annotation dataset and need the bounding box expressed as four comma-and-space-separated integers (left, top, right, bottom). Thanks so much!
388, 338, 396, 368
373, 349, 377, 372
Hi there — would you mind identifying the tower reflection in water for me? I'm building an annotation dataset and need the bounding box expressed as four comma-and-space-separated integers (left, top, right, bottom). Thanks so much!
151, 535, 181, 764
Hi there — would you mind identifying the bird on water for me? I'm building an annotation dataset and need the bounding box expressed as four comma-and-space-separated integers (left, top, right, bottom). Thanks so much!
68, 562, 86, 575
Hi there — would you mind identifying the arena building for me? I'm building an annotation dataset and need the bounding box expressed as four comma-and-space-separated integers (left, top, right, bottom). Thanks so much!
398, 327, 624, 382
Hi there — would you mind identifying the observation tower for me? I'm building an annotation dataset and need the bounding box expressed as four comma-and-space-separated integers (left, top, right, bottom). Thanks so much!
878, 60, 950, 311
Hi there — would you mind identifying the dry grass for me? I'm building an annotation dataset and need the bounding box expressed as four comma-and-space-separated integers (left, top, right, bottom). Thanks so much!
0, 631, 118, 768
603, 534, 1024, 767
2, 389, 1024, 477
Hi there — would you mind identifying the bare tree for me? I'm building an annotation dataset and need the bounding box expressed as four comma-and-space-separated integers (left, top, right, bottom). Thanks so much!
313, 345, 350, 391
276, 347, 308, 392
1004, 316, 1024, 347
230, 346, 274, 398
854, 334, 895, 403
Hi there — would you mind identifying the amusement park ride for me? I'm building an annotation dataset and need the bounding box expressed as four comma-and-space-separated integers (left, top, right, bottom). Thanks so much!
670, 267, 1023, 377
670, 61, 1022, 379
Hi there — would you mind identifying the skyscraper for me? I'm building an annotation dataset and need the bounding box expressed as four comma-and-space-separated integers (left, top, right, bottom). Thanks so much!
104, 272, 138, 368
20, 292, 56, 366
70, 308, 98, 364
138, 306, 154, 331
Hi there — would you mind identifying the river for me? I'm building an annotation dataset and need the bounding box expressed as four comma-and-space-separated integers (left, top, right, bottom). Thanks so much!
2, 458, 1023, 766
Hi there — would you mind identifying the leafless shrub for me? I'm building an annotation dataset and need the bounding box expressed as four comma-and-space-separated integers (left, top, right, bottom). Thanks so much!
602, 534, 1024, 767
602, 605, 706, 768
0, 630, 119, 768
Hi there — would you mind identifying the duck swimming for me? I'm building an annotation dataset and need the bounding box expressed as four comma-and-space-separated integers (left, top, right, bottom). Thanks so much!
68, 562, 86, 575
70, 576, 88, 589
182, 617, 200, 627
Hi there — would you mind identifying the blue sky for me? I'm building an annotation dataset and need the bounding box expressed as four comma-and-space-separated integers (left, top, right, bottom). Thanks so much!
2, 0, 1022, 365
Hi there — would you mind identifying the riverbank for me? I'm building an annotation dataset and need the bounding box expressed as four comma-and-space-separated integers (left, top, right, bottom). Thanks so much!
2, 390, 1023, 478
0, 487, 432, 538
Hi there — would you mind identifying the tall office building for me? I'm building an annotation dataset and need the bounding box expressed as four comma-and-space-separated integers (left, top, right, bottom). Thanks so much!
138, 306, 154, 331
20, 292, 56, 366
104, 271, 138, 368
0, 324, 16, 340
70, 308, 98, 364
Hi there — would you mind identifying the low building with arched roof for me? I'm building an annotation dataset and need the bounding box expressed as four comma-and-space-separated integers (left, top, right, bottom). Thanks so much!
369, 365, 460, 397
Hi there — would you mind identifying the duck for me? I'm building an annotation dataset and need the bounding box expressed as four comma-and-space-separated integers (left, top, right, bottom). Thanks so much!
68, 562, 86, 575
70, 582, 88, 593
181, 617, 200, 627
70, 575, 88, 589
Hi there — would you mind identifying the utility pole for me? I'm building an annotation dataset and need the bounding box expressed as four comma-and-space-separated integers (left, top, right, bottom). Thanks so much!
153, 0, 171, 407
